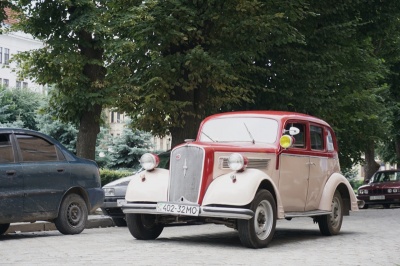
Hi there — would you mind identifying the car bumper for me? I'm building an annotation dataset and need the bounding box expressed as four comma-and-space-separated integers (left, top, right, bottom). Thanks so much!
87, 188, 105, 213
121, 202, 254, 220
357, 195, 400, 205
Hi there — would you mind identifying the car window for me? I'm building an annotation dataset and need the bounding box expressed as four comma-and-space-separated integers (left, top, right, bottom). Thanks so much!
310, 125, 324, 150
0, 134, 14, 163
285, 122, 306, 148
326, 129, 334, 151
16, 134, 59, 162
373, 171, 400, 182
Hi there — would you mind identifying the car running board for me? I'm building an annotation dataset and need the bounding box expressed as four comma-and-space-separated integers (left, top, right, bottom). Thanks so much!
285, 210, 332, 218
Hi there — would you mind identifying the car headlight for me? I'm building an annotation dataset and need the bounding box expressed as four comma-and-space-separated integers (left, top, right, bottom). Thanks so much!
103, 188, 115, 197
358, 190, 363, 195
393, 188, 398, 193
139, 153, 160, 171
388, 189, 393, 193
228, 153, 248, 172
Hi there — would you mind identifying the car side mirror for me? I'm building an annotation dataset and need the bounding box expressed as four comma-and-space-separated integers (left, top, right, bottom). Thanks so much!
288, 127, 300, 136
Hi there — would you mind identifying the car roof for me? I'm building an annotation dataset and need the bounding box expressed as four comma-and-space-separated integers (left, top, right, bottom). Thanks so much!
201, 111, 331, 127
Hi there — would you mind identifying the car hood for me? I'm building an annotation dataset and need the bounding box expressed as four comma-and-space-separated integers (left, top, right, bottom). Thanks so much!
359, 181, 400, 189
103, 175, 134, 188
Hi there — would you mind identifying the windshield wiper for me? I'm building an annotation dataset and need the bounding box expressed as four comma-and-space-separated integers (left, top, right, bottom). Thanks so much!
243, 123, 255, 144
201, 131, 215, 142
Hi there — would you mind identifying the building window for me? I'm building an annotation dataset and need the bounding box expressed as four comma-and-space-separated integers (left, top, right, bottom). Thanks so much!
4, 48, 9, 65
0, 48, 2, 64
16, 81, 21, 88
23, 82, 28, 88
117, 112, 121, 123
110, 111, 115, 123
3, 79, 9, 88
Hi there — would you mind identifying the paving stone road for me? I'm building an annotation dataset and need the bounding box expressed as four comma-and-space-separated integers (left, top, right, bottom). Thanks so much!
0, 207, 399, 266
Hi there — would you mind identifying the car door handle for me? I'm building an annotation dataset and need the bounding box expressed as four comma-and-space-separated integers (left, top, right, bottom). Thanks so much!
57, 168, 65, 173
306, 162, 316, 166
6, 170, 16, 176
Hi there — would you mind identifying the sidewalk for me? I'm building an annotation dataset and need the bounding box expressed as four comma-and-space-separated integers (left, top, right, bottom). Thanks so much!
5, 213, 115, 234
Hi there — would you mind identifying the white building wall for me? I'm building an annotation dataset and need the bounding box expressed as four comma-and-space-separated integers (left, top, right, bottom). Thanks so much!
0, 30, 45, 92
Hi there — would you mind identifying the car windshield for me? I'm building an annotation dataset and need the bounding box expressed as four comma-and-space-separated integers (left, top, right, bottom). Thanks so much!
371, 171, 400, 183
199, 117, 278, 144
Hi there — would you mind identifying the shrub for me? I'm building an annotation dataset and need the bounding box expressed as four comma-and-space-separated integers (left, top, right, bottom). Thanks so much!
100, 168, 133, 186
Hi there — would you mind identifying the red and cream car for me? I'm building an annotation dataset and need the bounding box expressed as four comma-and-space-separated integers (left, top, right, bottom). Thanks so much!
121, 111, 359, 248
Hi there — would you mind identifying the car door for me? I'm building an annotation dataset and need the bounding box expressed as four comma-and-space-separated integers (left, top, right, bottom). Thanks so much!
15, 134, 71, 214
305, 124, 329, 211
0, 133, 24, 222
278, 121, 310, 212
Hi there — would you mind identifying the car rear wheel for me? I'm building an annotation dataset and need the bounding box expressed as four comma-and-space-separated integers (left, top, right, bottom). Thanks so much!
54, 194, 88, 235
126, 214, 164, 240
318, 190, 343, 236
0, 223, 10, 235
237, 190, 277, 248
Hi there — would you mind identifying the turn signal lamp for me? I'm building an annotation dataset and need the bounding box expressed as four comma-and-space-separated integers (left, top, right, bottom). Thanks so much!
280, 135, 294, 149
139, 153, 160, 171
228, 153, 248, 172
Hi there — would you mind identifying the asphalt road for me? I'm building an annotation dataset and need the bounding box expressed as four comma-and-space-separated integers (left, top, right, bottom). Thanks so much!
0, 207, 399, 266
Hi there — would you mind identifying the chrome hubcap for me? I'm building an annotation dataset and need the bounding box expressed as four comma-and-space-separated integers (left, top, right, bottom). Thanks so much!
254, 200, 273, 240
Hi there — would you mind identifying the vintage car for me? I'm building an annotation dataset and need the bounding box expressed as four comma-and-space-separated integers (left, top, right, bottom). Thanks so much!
0, 128, 104, 235
121, 111, 359, 248
357, 169, 400, 209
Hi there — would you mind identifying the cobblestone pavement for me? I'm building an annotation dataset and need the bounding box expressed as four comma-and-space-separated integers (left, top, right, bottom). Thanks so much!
0, 207, 399, 266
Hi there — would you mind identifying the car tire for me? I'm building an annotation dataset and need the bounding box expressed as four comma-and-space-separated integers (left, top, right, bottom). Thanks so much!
237, 190, 277, 248
318, 190, 343, 236
54, 194, 88, 235
126, 214, 164, 240
361, 204, 369, 209
112, 217, 127, 227
0, 223, 10, 235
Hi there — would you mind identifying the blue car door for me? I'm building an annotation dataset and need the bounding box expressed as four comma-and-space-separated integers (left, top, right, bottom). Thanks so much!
14, 134, 70, 214
0, 133, 23, 222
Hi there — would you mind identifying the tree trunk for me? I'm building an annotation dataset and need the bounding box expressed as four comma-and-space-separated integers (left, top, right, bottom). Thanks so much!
76, 104, 102, 160
170, 118, 201, 149
364, 141, 380, 181
395, 137, 400, 169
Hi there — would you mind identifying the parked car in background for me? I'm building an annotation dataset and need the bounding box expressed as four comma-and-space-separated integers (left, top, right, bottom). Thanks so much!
357, 170, 400, 209
101, 151, 170, 226
121, 111, 359, 248
0, 128, 104, 236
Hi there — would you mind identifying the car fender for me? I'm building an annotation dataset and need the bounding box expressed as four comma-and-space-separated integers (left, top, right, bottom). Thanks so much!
202, 168, 282, 209
125, 168, 169, 202
318, 172, 359, 211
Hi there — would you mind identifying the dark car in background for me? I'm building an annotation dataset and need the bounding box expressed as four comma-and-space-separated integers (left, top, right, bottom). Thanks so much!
0, 128, 104, 235
357, 170, 400, 209
101, 151, 170, 226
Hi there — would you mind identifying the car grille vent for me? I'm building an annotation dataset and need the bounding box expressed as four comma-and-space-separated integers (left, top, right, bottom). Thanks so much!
168, 146, 204, 203
220, 157, 270, 170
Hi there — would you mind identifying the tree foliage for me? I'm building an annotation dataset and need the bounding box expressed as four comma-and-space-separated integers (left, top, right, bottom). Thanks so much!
0, 86, 43, 130
109, 0, 311, 147
10, 0, 115, 160
96, 125, 153, 170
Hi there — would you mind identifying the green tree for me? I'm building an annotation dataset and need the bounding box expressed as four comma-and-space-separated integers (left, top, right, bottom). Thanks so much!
109, 0, 310, 148
0, 87, 43, 130
11, 0, 114, 160
96, 125, 153, 170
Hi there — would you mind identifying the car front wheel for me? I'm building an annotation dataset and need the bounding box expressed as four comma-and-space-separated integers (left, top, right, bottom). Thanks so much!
237, 190, 277, 248
0, 223, 10, 235
54, 194, 88, 235
318, 190, 343, 236
126, 214, 164, 240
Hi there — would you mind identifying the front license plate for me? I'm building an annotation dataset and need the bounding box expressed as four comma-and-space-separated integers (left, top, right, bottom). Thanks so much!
156, 202, 200, 216
370, 195, 385, 200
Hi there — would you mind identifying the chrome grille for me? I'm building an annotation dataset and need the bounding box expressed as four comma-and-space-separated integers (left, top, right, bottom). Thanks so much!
220, 157, 270, 170
169, 146, 204, 203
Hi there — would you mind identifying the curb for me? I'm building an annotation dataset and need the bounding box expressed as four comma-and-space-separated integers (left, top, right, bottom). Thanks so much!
5, 215, 115, 234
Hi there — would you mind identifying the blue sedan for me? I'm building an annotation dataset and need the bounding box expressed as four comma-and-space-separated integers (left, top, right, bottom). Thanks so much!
0, 128, 104, 235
